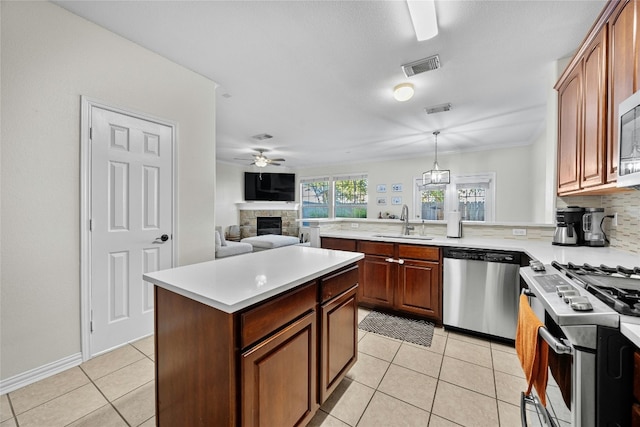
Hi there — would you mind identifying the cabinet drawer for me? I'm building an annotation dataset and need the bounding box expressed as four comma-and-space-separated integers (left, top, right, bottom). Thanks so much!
398, 244, 440, 261
321, 237, 356, 251
357, 240, 394, 256
241, 282, 317, 348
321, 265, 359, 303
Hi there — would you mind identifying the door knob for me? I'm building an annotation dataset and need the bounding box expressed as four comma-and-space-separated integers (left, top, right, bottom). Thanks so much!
153, 234, 169, 243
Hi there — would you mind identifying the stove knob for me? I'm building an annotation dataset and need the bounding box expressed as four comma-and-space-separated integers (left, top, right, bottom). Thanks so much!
556, 285, 573, 296
568, 296, 593, 311
561, 290, 579, 303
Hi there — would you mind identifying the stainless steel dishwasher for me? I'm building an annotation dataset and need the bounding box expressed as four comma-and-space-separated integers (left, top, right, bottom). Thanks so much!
442, 247, 521, 341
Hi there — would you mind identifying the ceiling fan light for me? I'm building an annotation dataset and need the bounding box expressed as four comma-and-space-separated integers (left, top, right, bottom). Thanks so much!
407, 0, 438, 41
393, 83, 414, 102
254, 157, 268, 167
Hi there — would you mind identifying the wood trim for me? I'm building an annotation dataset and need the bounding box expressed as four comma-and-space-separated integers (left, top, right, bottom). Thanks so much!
320, 264, 359, 303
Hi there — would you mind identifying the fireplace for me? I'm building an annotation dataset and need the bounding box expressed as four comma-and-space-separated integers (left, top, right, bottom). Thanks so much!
257, 217, 282, 235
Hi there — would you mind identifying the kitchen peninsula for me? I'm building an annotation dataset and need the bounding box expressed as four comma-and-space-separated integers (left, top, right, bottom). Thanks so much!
143, 245, 363, 426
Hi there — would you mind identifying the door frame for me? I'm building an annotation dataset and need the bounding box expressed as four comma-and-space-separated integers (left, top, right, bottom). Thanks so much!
80, 96, 177, 361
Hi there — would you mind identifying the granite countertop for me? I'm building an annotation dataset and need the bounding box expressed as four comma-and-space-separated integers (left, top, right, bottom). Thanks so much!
320, 230, 640, 345
143, 245, 363, 313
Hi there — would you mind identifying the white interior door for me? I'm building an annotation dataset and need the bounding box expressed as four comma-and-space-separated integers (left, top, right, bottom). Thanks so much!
90, 106, 173, 356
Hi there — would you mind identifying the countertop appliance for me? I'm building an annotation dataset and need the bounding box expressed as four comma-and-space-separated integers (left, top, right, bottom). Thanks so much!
617, 89, 640, 190
519, 261, 637, 427
553, 206, 584, 246
582, 207, 606, 247
442, 247, 521, 341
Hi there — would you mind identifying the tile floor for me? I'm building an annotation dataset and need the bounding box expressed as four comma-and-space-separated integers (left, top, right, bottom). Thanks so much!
0, 308, 569, 427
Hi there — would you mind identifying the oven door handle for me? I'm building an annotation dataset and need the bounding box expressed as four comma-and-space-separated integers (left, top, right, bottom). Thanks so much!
539, 327, 573, 355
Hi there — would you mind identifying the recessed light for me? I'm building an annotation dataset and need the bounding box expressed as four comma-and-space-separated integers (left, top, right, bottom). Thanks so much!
393, 83, 414, 102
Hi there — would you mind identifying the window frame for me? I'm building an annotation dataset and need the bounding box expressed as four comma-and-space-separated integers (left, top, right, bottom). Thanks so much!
300, 173, 368, 220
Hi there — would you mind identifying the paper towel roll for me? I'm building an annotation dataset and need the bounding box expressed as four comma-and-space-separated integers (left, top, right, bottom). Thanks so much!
447, 211, 461, 238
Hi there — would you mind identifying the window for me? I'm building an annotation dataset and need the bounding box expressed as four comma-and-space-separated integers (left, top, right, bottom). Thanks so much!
414, 173, 495, 222
301, 177, 330, 219
300, 174, 368, 219
334, 174, 368, 218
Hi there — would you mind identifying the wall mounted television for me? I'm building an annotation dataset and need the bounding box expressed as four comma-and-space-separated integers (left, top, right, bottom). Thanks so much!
244, 172, 296, 202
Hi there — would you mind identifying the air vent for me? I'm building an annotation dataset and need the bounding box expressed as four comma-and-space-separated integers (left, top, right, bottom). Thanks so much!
402, 54, 441, 77
425, 103, 452, 114
251, 133, 273, 141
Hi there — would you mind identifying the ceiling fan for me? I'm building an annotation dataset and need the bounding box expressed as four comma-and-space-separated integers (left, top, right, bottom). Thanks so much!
235, 149, 285, 168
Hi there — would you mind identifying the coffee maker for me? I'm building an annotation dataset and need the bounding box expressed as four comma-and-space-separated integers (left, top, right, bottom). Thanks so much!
583, 207, 606, 246
553, 206, 584, 246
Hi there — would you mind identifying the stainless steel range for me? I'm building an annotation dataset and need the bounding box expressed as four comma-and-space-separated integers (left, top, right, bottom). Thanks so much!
520, 261, 636, 427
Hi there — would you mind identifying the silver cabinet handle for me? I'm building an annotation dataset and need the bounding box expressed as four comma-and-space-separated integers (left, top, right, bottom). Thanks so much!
385, 258, 405, 265
385, 258, 394, 263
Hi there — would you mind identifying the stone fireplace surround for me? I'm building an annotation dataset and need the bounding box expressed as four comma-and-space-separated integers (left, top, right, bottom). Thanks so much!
238, 203, 299, 239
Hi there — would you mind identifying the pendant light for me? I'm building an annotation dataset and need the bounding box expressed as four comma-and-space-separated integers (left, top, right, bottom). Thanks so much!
422, 131, 450, 185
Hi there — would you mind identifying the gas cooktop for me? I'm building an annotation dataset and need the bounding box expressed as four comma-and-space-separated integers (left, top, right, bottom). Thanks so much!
552, 262, 640, 317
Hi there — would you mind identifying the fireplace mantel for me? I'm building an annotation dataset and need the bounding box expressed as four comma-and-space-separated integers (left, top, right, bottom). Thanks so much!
236, 202, 299, 211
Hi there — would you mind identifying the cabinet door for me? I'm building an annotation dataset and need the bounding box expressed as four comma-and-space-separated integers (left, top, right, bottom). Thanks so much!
582, 28, 607, 188
320, 285, 358, 403
321, 237, 356, 252
396, 259, 441, 320
359, 254, 394, 308
241, 311, 317, 427
557, 66, 582, 194
608, 0, 638, 182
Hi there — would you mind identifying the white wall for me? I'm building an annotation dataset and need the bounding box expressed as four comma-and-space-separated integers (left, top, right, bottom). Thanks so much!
215, 162, 245, 230
293, 144, 541, 223
1, 2, 216, 382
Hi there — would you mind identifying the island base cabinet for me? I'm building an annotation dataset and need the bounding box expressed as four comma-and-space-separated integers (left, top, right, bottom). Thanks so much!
320, 286, 358, 403
241, 311, 317, 427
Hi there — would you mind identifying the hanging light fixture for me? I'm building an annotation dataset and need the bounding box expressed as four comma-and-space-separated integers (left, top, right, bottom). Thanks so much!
422, 131, 450, 185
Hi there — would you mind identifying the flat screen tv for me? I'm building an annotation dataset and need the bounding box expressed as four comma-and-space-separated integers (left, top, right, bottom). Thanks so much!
244, 172, 296, 202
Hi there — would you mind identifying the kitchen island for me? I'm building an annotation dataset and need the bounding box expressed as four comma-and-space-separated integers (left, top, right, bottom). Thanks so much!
143, 245, 363, 427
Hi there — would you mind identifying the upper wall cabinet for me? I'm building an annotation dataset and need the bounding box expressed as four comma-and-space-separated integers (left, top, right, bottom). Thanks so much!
556, 0, 639, 196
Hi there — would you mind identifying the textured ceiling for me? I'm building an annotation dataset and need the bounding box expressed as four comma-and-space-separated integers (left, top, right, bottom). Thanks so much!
55, 0, 605, 169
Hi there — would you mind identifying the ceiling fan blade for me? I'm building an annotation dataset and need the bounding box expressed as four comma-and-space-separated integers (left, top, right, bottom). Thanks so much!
269, 162, 282, 166
269, 158, 286, 162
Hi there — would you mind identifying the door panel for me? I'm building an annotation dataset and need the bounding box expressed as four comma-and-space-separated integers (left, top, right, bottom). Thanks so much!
91, 106, 173, 355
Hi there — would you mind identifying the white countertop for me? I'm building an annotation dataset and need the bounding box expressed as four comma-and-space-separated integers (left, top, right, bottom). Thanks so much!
143, 245, 363, 313
321, 230, 640, 346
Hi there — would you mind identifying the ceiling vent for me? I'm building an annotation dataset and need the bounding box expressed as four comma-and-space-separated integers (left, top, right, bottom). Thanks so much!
425, 103, 452, 114
251, 133, 273, 141
402, 54, 441, 77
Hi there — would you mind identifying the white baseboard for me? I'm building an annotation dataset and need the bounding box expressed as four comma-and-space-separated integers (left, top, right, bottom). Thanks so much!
0, 352, 82, 395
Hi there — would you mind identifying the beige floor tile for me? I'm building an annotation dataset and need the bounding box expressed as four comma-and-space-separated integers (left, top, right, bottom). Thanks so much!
433, 326, 448, 337
139, 416, 156, 427
402, 330, 447, 354
492, 348, 524, 378
358, 308, 371, 324
357, 329, 367, 342
81, 345, 145, 381
491, 341, 516, 355
16, 383, 107, 427
377, 364, 437, 411
444, 338, 493, 368
307, 410, 350, 427
497, 400, 521, 427
432, 381, 499, 427
427, 414, 462, 426
9, 367, 89, 415
494, 370, 527, 406
392, 343, 443, 379
0, 394, 12, 422
112, 380, 155, 426
320, 378, 374, 426
357, 391, 431, 427
439, 356, 495, 398
130, 335, 154, 357
358, 333, 401, 362
94, 358, 155, 401
67, 404, 127, 427
346, 352, 390, 389
447, 331, 490, 348
0, 418, 17, 427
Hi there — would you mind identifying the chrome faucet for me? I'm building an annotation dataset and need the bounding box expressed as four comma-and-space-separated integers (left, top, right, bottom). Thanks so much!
400, 204, 414, 235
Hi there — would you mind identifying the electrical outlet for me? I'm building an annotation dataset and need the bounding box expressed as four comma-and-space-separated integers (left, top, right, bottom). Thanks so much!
351, 223, 359, 228
613, 213, 618, 227
512, 229, 527, 236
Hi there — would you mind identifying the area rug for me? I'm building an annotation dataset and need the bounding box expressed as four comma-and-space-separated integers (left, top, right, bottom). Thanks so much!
358, 311, 434, 347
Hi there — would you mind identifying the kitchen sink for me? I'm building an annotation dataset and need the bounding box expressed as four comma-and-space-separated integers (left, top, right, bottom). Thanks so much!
373, 234, 434, 240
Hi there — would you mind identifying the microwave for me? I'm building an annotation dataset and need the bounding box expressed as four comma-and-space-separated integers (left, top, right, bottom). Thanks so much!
618, 90, 640, 189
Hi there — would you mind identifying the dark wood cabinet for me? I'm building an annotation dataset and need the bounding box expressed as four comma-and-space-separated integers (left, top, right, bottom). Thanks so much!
555, 0, 639, 195
154, 262, 359, 427
322, 237, 442, 323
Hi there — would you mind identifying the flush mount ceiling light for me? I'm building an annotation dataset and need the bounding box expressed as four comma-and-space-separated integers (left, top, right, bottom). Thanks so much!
393, 83, 414, 102
407, 0, 438, 41
422, 131, 450, 185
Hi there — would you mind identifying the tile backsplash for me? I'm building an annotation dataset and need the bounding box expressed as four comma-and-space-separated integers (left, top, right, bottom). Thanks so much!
601, 190, 640, 254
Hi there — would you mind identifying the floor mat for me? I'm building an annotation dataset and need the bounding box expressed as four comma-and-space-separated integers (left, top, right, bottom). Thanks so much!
358, 311, 434, 347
